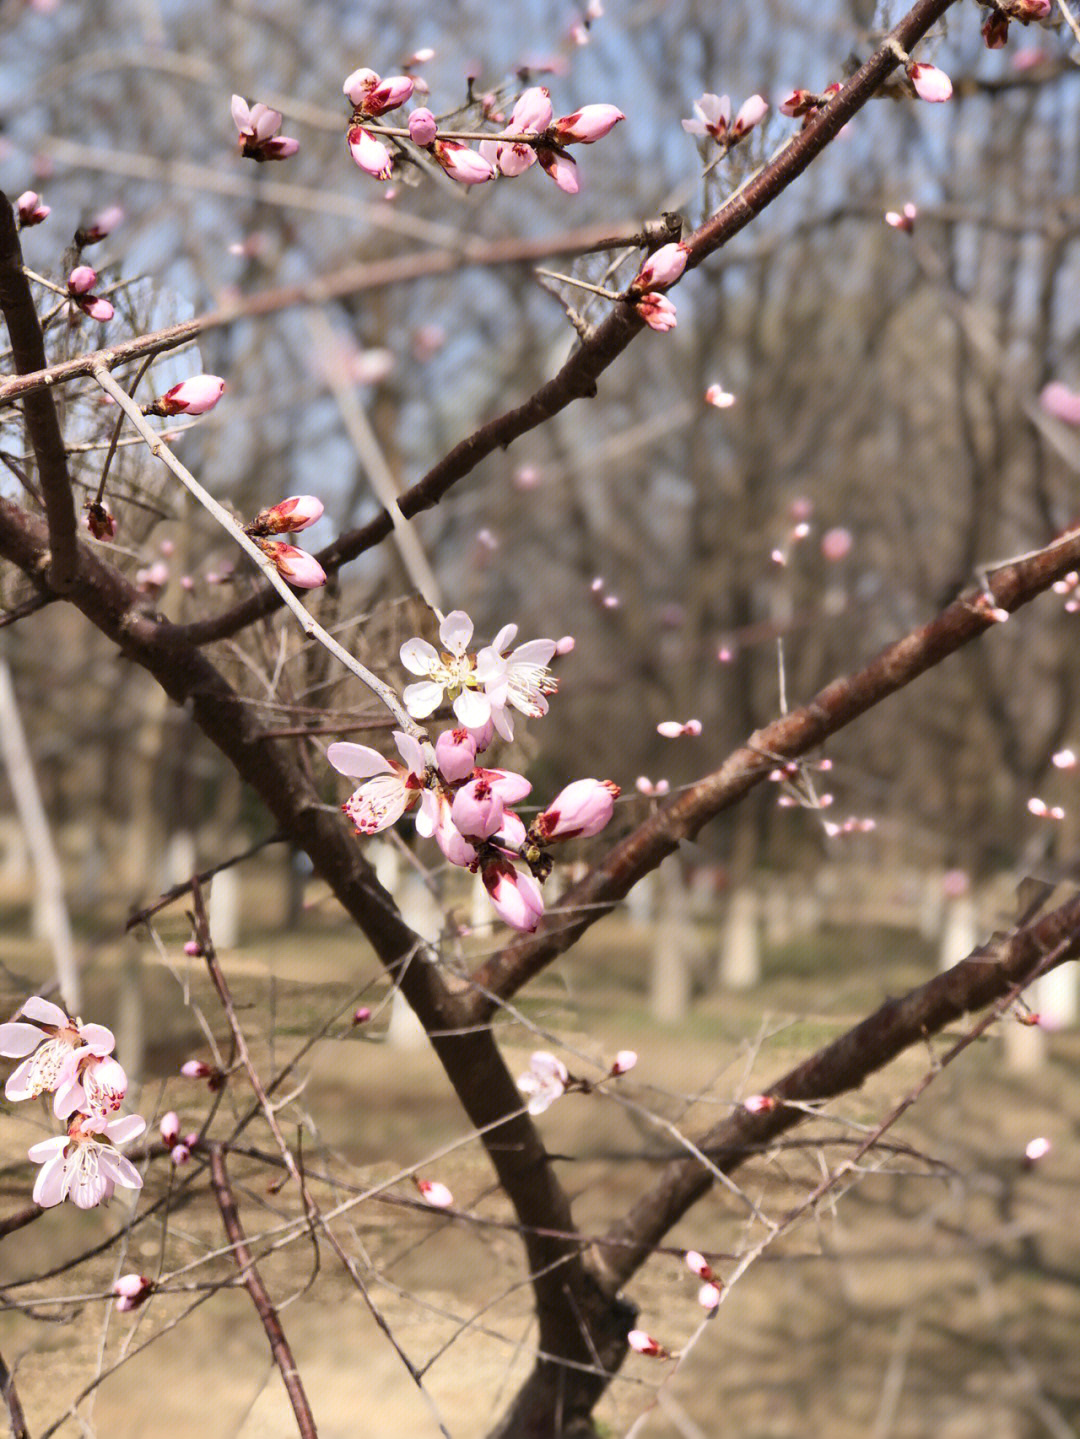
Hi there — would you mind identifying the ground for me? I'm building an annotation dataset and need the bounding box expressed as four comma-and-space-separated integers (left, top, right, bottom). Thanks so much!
1, 870, 1078, 1439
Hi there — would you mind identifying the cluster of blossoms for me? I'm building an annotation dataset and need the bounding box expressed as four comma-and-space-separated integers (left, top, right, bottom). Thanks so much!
627, 240, 688, 332
245, 493, 327, 589
327, 610, 619, 932
0, 997, 145, 1209
66, 265, 113, 323
978, 0, 1052, 49
516, 1048, 637, 1114
343, 70, 624, 193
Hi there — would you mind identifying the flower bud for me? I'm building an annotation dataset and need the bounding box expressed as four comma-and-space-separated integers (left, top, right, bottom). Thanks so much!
67, 265, 98, 295
731, 93, 768, 138
610, 1049, 637, 1076
113, 1274, 153, 1312
83, 501, 117, 540
432, 140, 496, 186
170, 1142, 192, 1165
416, 1177, 453, 1208
77, 205, 124, 245
509, 86, 553, 134
363, 75, 414, 116
259, 540, 327, 589
408, 107, 438, 146
348, 124, 393, 180
352, 1006, 372, 1025
685, 1250, 713, 1280
627, 1329, 668, 1357
343, 67, 380, 107
16, 190, 50, 226
154, 375, 226, 417
435, 728, 477, 783
635, 293, 677, 332
160, 1111, 181, 1146
552, 104, 625, 144
536, 148, 579, 193
452, 776, 505, 840
907, 62, 952, 103
533, 778, 619, 841
482, 858, 545, 932
252, 494, 324, 534
181, 1059, 213, 1079
632, 242, 688, 293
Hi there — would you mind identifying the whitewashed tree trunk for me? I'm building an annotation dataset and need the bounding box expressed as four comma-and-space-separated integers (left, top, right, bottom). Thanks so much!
719, 886, 761, 990
626, 869, 656, 926
649, 856, 693, 1023
388, 871, 440, 1049
208, 868, 241, 949
1003, 1013, 1045, 1073
938, 894, 978, 973
1035, 965, 1078, 1028
0, 658, 79, 1011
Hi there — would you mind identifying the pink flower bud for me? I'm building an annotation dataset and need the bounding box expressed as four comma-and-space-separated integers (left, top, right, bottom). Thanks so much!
260, 540, 327, 589
635, 293, 677, 332
433, 140, 496, 185
509, 86, 553, 134
555, 634, 575, 654
183, 938, 202, 956
452, 775, 505, 840
160, 1111, 180, 1146
16, 190, 50, 226
114, 1274, 152, 1311
363, 75, 414, 116
533, 778, 619, 841
1040, 381, 1080, 426
552, 104, 625, 144
731, 93, 768, 138
81, 296, 115, 322
1023, 1136, 1051, 1165
78, 205, 124, 244
908, 62, 952, 103
170, 1142, 192, 1165
698, 1281, 722, 1310
537, 148, 580, 193
610, 1050, 637, 1076
156, 375, 226, 416
705, 383, 735, 408
416, 1177, 453, 1208
820, 526, 853, 562
343, 67, 380, 107
352, 1006, 372, 1025
685, 1250, 713, 1280
743, 1093, 778, 1114
435, 727, 477, 783
67, 265, 98, 295
482, 858, 545, 932
181, 1060, 211, 1079
632, 242, 688, 292
408, 107, 438, 145
1010, 0, 1051, 17
253, 494, 324, 534
627, 1329, 668, 1357
83, 501, 117, 540
348, 124, 393, 180
885, 202, 918, 231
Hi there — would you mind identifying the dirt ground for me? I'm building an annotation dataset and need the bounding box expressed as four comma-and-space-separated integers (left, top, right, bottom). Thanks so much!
1, 880, 1079, 1439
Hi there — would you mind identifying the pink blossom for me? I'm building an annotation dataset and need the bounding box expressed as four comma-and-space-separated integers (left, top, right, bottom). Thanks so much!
537, 148, 580, 193
1040, 382, 1080, 426
555, 635, 575, 654
352, 1006, 372, 1025
475, 625, 558, 740
885, 202, 918, 232
433, 140, 496, 186
698, 1282, 722, 1310
682, 93, 731, 142
425, 791, 479, 868
402, 610, 492, 726
231, 95, 299, 161
517, 1051, 569, 1113
170, 1142, 191, 1165
685, 1249, 714, 1280
67, 264, 97, 295
451, 774, 506, 840
81, 295, 115, 322
907, 63, 952, 103
732, 94, 768, 137
1, 997, 115, 1104
78, 205, 124, 244
552, 104, 625, 144
416, 1177, 453, 1208
348, 124, 393, 179
1024, 1136, 1051, 1164
160, 1111, 180, 1146
53, 1052, 127, 1120
328, 730, 429, 836
343, 67, 380, 107
635, 776, 670, 797
16, 190, 50, 226
657, 719, 700, 739
743, 1093, 778, 1114
408, 108, 438, 146
705, 384, 735, 408
1011, 0, 1052, 17
627, 1329, 668, 1358
260, 540, 327, 589
632, 242, 688, 293
508, 86, 553, 134
533, 779, 619, 841
114, 1274, 153, 1312
65, 267, 113, 322
354, 73, 414, 116
820, 527, 853, 561
610, 1050, 637, 1076
482, 858, 545, 932
1052, 749, 1076, 769
155, 374, 226, 416
252, 494, 324, 534
435, 727, 477, 783
30, 1112, 146, 1209
635, 293, 677, 332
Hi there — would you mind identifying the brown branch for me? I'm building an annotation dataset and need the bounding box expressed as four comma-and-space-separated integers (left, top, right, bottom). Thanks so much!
0, 194, 78, 591
465, 524, 1080, 1018
176, 0, 960, 650
207, 1143, 318, 1439
0, 1346, 30, 1439
595, 889, 1080, 1296
124, 830, 286, 929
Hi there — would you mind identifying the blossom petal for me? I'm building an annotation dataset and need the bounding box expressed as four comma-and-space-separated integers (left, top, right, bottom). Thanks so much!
453, 688, 491, 728
326, 742, 394, 780
392, 731, 426, 776
402, 679, 445, 719
28, 1136, 68, 1163
105, 1113, 147, 1145
399, 637, 441, 676
439, 610, 474, 654
21, 996, 67, 1027
32, 1154, 68, 1207
99, 1150, 144, 1190
79, 1023, 115, 1054
5, 1056, 39, 1100
489, 623, 518, 655
343, 775, 410, 834
0, 1021, 48, 1059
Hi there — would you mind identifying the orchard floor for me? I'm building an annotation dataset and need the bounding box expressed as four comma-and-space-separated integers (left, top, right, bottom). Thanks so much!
2, 878, 1079, 1439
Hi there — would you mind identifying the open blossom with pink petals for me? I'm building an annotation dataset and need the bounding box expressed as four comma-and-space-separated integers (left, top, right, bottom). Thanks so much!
532, 779, 619, 841
153, 374, 226, 416
477, 624, 558, 740
16, 190, 50, 226
482, 857, 545, 932
635, 293, 677, 332
53, 1052, 127, 1121
683, 92, 731, 142
258, 540, 326, 589
517, 1051, 569, 1114
401, 610, 492, 726
552, 104, 624, 144
30, 1111, 145, 1209
327, 730, 433, 837
907, 63, 952, 103
1, 996, 116, 1104
432, 140, 496, 186
231, 95, 299, 160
